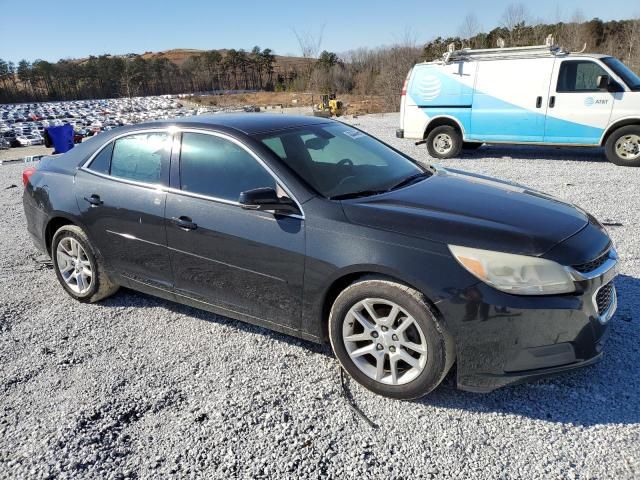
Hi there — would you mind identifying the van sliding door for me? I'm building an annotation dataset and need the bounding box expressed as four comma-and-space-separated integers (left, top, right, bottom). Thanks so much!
469, 57, 555, 143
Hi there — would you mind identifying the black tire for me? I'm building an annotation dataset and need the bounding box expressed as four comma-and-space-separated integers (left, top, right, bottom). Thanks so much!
425, 125, 462, 159
51, 225, 119, 303
462, 141, 483, 150
328, 276, 455, 400
604, 125, 640, 167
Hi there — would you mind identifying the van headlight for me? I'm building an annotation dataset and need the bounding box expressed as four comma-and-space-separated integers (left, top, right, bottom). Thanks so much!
448, 245, 575, 295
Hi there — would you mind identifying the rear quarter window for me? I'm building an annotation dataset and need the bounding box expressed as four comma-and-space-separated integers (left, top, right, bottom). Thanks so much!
87, 142, 113, 175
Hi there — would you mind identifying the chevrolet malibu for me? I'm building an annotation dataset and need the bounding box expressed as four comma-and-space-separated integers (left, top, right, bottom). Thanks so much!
23, 114, 618, 399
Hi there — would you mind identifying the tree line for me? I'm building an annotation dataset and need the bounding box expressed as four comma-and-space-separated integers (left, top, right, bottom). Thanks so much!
0, 47, 279, 104
1, 6, 639, 108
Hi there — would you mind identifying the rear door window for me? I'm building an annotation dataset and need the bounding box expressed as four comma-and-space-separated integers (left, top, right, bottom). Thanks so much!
110, 132, 170, 183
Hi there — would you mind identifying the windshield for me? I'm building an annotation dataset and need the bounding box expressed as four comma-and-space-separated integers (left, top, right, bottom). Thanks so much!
255, 123, 427, 199
602, 57, 640, 90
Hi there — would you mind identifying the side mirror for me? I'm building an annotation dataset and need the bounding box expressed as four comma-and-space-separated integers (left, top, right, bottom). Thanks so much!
239, 187, 299, 215
596, 75, 609, 90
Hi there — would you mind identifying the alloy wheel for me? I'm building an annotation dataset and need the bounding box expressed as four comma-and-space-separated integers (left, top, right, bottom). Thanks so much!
342, 298, 428, 385
56, 237, 92, 294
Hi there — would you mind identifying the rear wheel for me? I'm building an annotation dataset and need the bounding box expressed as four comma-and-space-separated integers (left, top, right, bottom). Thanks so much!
426, 125, 462, 159
51, 225, 119, 303
605, 125, 640, 167
328, 276, 454, 399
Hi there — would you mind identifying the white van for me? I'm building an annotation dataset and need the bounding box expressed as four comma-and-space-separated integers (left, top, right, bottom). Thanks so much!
398, 39, 640, 166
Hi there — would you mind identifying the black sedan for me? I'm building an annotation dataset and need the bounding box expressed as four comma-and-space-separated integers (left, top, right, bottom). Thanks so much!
22, 114, 618, 399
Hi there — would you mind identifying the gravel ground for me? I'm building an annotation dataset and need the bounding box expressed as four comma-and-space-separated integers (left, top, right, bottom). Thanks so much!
1, 112, 639, 479
0, 144, 53, 163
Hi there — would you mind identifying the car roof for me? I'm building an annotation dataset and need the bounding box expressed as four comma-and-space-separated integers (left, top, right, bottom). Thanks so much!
147, 113, 333, 135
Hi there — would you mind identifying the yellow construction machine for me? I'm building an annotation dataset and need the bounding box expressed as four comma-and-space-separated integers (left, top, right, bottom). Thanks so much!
312, 93, 344, 117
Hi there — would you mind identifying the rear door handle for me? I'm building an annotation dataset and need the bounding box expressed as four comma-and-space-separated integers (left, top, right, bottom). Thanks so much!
536, 96, 542, 108
171, 216, 197, 231
549, 96, 556, 108
84, 194, 103, 206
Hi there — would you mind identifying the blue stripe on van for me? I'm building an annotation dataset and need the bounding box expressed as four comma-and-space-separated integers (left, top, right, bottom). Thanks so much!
409, 68, 604, 144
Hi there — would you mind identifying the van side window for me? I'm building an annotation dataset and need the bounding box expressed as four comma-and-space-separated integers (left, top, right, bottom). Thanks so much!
557, 60, 608, 92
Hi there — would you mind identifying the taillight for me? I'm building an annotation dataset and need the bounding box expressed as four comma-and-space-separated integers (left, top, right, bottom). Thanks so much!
401, 68, 412, 96
22, 167, 36, 187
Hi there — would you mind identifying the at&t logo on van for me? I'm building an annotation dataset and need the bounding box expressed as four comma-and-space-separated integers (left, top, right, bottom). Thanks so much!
584, 97, 609, 106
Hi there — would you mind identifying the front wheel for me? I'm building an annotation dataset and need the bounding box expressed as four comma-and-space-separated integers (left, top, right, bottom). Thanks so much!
328, 276, 454, 400
425, 126, 462, 159
605, 125, 640, 167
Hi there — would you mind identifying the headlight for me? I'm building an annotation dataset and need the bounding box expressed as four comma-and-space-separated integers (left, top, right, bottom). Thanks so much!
449, 245, 575, 295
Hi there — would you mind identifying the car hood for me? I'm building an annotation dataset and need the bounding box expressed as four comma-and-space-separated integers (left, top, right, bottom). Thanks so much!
341, 166, 589, 256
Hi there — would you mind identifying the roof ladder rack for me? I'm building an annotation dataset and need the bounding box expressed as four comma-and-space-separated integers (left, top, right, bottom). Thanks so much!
441, 35, 566, 63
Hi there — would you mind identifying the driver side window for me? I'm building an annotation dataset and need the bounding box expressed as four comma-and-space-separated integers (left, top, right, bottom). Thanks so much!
179, 132, 276, 202
557, 60, 608, 92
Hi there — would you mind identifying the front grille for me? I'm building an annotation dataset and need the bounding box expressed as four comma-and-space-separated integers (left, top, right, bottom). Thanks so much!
573, 249, 610, 273
595, 283, 615, 316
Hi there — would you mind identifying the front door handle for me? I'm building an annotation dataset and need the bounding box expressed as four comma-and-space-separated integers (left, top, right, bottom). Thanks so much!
536, 96, 542, 108
171, 216, 197, 231
84, 194, 103, 206
549, 96, 556, 108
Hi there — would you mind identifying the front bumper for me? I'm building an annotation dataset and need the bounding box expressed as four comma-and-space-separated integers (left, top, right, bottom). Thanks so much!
439, 249, 618, 393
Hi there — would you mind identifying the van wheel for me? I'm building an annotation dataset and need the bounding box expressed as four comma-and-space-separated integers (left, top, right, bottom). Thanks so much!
328, 276, 455, 400
462, 142, 483, 150
426, 126, 462, 159
605, 126, 640, 167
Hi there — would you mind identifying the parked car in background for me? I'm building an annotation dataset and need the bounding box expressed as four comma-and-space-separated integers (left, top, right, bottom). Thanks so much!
23, 114, 618, 399
399, 37, 640, 166
13, 135, 32, 146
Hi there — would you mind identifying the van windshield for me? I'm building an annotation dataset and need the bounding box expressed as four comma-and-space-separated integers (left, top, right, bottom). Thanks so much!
602, 57, 640, 90
255, 123, 429, 199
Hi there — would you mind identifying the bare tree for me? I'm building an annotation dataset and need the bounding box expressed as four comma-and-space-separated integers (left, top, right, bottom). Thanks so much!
501, 3, 530, 45
560, 9, 589, 51
374, 32, 421, 111
292, 25, 325, 89
119, 60, 141, 109
459, 13, 482, 48
621, 15, 640, 70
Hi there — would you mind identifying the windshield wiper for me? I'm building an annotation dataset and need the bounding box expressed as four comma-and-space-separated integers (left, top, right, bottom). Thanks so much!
387, 171, 431, 191
330, 189, 389, 200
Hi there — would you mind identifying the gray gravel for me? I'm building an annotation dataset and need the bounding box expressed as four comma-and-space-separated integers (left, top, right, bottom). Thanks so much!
1, 112, 639, 479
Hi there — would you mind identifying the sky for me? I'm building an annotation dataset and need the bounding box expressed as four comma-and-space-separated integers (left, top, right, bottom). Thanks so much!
0, 0, 637, 63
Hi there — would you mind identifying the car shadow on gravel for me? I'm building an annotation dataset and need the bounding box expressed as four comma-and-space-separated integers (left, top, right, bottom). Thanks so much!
101, 275, 638, 427
102, 288, 332, 357
460, 145, 607, 163
420, 274, 640, 427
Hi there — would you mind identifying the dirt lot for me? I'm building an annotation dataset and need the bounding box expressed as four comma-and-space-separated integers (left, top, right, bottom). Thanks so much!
0, 113, 638, 479
189, 92, 389, 115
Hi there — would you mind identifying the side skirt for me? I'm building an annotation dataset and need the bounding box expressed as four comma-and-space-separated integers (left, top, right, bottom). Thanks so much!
123, 276, 322, 344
